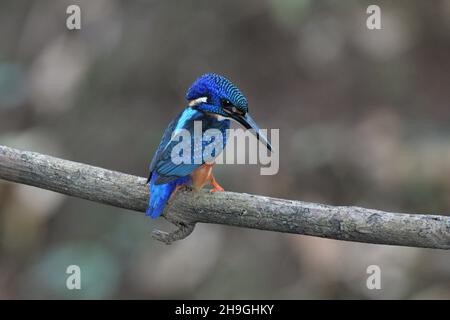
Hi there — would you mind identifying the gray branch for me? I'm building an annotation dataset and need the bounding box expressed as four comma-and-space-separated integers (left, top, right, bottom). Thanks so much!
0, 145, 449, 249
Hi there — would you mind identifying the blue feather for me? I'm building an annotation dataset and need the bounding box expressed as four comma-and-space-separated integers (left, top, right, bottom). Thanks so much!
146, 73, 247, 219
146, 173, 190, 218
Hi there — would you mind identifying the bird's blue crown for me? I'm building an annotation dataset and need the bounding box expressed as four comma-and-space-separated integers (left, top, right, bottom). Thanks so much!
186, 73, 248, 115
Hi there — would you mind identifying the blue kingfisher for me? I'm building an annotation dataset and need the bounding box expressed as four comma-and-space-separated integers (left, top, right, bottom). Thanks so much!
146, 73, 271, 218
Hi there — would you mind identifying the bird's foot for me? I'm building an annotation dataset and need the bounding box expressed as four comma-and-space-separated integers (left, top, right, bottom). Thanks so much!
209, 185, 225, 193
210, 180, 224, 193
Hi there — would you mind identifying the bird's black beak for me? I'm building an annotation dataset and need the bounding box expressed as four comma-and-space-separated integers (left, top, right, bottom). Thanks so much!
229, 113, 272, 152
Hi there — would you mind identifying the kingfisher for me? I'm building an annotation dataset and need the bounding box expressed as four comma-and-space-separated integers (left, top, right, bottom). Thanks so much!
146, 73, 272, 218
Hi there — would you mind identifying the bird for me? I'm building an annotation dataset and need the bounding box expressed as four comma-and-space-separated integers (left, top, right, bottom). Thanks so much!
146, 73, 272, 219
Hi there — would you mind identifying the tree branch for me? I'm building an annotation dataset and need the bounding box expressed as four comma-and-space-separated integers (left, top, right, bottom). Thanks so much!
0, 145, 449, 249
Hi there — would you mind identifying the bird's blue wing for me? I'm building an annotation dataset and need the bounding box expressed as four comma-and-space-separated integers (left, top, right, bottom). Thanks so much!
148, 107, 205, 185
147, 112, 181, 182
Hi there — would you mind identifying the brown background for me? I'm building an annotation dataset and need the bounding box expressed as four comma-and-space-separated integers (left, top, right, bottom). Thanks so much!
0, 0, 450, 299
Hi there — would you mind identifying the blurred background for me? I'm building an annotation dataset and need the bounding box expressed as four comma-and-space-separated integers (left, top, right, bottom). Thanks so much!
1, 0, 450, 299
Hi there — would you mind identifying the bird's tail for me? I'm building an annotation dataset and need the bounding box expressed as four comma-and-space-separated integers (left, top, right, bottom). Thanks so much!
146, 174, 190, 219
146, 177, 175, 219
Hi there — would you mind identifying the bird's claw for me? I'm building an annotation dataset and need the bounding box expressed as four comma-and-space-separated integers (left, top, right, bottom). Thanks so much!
210, 179, 224, 193
210, 186, 224, 193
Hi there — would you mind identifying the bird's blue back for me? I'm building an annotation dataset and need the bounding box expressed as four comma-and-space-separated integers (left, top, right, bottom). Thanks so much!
146, 107, 230, 218
146, 73, 246, 219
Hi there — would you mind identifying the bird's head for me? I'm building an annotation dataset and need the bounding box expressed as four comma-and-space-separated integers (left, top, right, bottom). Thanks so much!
186, 73, 272, 151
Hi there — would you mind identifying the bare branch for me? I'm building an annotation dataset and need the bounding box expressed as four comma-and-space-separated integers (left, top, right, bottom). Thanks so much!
0, 145, 449, 249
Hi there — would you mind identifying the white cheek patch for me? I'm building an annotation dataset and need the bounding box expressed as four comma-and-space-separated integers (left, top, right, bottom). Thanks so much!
188, 96, 208, 107
188, 97, 230, 122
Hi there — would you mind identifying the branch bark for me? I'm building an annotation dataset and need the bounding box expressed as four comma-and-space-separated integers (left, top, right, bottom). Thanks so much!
0, 145, 449, 249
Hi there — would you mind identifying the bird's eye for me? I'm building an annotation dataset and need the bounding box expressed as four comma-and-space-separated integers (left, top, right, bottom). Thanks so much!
221, 99, 245, 116
221, 99, 232, 107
